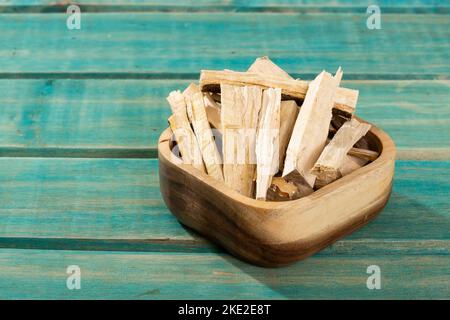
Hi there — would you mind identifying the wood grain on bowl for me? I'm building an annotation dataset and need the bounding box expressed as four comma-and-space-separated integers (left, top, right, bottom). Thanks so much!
158, 120, 396, 267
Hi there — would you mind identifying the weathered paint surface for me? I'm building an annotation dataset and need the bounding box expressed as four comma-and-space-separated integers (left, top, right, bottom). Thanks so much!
0, 0, 448, 299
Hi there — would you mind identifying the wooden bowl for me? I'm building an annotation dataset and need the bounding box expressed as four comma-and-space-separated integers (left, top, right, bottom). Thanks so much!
158, 119, 396, 267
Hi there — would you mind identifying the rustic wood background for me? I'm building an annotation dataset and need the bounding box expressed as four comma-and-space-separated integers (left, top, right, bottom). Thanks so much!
0, 0, 448, 299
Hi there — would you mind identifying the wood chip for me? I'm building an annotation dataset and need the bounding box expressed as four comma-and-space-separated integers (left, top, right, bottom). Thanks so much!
348, 147, 379, 161
199, 69, 357, 116
283, 170, 314, 197
247, 57, 299, 173
315, 155, 367, 189
183, 83, 222, 129
283, 68, 343, 187
311, 118, 371, 185
325, 137, 379, 162
166, 58, 372, 200
278, 101, 299, 171
266, 177, 301, 201
189, 91, 224, 181
167, 115, 204, 171
247, 56, 293, 79
182, 83, 198, 122
339, 155, 368, 176
203, 91, 221, 108
221, 84, 262, 197
255, 88, 282, 200
167, 91, 205, 172
331, 114, 348, 131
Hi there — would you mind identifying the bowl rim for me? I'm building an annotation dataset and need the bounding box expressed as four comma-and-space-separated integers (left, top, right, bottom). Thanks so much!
158, 116, 396, 210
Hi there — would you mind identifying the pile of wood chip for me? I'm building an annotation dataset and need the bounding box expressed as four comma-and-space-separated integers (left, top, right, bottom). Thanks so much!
166, 57, 379, 201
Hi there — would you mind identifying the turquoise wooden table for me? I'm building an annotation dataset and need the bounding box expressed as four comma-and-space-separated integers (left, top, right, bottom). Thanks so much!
0, 0, 449, 299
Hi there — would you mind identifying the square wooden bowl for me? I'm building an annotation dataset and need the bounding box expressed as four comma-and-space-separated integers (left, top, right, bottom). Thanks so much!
158, 117, 396, 267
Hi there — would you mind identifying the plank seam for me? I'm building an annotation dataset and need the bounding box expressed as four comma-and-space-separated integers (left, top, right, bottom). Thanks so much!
0, 237, 448, 256
0, 5, 449, 14
1, 147, 450, 160
0, 147, 158, 159
0, 73, 447, 81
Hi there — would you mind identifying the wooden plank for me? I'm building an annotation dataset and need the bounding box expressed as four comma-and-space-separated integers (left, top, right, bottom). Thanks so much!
0, 13, 447, 75
0, 249, 448, 299
0, 80, 448, 156
1, 1, 447, 12
0, 158, 448, 248
3, 0, 446, 6
0, 79, 176, 152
